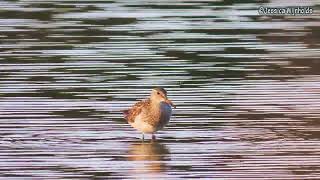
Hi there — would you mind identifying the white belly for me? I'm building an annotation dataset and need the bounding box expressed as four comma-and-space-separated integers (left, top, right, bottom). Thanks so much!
129, 103, 172, 134
130, 114, 157, 134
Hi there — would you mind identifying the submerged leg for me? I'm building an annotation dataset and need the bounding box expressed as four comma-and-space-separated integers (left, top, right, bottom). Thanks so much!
152, 134, 156, 141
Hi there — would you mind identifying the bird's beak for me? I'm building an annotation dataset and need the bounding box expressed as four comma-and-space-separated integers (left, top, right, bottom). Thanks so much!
165, 99, 176, 108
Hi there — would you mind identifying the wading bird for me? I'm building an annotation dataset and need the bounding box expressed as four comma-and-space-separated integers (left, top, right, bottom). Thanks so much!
123, 88, 176, 140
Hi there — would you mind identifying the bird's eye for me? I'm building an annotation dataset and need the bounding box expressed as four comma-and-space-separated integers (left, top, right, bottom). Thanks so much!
157, 92, 160, 95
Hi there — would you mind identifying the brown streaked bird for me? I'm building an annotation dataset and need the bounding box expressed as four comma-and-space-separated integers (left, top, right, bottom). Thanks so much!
123, 87, 176, 140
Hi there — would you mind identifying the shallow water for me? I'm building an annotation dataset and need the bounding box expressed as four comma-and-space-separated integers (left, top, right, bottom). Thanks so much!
0, 0, 320, 179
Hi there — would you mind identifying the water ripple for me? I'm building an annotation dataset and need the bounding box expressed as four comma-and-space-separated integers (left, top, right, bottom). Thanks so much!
0, 0, 320, 179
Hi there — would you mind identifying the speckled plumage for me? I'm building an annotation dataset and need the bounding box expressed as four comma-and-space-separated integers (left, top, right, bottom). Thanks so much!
123, 88, 175, 138
124, 99, 151, 123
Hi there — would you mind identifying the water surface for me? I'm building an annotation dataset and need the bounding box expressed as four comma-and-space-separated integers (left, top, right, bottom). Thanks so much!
0, 0, 320, 179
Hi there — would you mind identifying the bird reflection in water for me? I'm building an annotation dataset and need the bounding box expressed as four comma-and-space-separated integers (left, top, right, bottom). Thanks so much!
127, 141, 170, 178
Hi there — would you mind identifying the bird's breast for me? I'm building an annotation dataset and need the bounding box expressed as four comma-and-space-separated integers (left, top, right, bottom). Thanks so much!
159, 102, 172, 122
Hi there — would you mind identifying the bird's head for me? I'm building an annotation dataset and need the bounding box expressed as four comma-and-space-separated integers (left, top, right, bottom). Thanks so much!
150, 87, 176, 108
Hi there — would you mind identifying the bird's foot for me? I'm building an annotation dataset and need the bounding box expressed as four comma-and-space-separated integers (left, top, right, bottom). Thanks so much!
152, 134, 156, 141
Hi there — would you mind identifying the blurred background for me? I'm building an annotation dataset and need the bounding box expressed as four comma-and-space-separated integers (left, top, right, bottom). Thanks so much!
0, 0, 319, 179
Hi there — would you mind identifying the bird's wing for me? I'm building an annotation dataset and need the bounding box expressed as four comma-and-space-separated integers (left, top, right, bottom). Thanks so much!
123, 99, 150, 123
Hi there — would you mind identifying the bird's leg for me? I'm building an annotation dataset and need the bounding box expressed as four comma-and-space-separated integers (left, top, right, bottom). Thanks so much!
142, 133, 144, 141
152, 134, 156, 141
